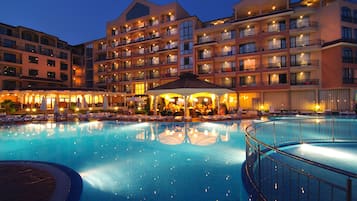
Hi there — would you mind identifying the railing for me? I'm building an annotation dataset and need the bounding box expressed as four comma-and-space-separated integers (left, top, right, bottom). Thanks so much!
244, 117, 357, 201
290, 60, 319, 67
291, 79, 319, 86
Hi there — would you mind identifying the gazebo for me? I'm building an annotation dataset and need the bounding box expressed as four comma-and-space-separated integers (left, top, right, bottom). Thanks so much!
147, 73, 235, 117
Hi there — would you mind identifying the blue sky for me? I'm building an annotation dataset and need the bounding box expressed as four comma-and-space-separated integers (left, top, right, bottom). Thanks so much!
1, 0, 238, 45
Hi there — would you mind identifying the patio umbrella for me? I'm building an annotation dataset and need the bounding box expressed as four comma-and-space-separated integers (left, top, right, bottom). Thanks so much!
82, 97, 88, 109
53, 99, 59, 114
40, 97, 47, 111
103, 96, 108, 110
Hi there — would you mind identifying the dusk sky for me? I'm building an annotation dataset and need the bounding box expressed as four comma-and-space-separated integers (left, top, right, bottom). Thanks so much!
1, 0, 239, 45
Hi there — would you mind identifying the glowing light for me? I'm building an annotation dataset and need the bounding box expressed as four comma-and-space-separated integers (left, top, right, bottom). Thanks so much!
300, 144, 357, 160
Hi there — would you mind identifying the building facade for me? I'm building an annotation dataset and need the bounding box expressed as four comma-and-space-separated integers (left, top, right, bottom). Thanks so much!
0, 23, 72, 89
89, 0, 357, 112
1, 0, 357, 113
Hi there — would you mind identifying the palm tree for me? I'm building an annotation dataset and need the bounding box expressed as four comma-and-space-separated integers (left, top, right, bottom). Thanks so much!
1, 99, 16, 114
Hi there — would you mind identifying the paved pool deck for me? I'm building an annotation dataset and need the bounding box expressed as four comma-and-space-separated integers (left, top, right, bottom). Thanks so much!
0, 161, 82, 201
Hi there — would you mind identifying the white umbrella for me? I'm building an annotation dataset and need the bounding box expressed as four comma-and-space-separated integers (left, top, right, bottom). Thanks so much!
103, 96, 108, 110
82, 97, 88, 109
53, 99, 59, 114
40, 97, 47, 111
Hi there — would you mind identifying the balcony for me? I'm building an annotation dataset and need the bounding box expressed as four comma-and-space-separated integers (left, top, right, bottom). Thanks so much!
290, 60, 319, 69
197, 69, 212, 75
219, 67, 236, 73
238, 48, 258, 55
342, 57, 357, 64
162, 72, 178, 78
343, 78, 357, 84
290, 40, 322, 53
0, 57, 22, 64
290, 79, 319, 86
216, 51, 236, 58
289, 21, 318, 34
195, 38, 217, 47
262, 63, 287, 70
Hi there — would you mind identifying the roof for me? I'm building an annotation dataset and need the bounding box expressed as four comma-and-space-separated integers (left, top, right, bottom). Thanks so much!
147, 73, 234, 96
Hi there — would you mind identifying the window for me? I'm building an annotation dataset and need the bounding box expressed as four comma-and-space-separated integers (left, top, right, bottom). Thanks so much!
239, 42, 256, 54
269, 73, 287, 85
239, 26, 255, 37
59, 52, 68, 59
342, 26, 352, 39
343, 68, 354, 84
60, 73, 68, 81
47, 72, 56, 79
3, 39, 16, 48
25, 44, 36, 52
268, 38, 286, 50
342, 48, 353, 63
267, 21, 286, 32
29, 69, 38, 77
221, 30, 235, 40
239, 59, 256, 71
60, 63, 68, 70
179, 21, 193, 40
268, 56, 286, 68
180, 42, 193, 54
28, 56, 38, 64
291, 53, 310, 66
40, 47, 54, 56
3, 66, 17, 76
240, 76, 256, 86
290, 16, 309, 29
180, 56, 193, 69
47, 59, 55, 67
135, 83, 145, 95
4, 53, 17, 63
341, 7, 352, 22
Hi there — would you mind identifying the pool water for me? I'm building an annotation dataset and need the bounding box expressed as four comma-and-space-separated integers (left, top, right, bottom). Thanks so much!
0, 121, 248, 201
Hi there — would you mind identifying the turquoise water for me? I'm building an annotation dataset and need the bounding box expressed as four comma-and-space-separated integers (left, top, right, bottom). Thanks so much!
0, 121, 248, 201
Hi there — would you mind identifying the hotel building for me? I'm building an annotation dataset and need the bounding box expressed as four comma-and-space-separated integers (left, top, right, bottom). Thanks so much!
0, 24, 108, 111
89, 0, 357, 112
1, 0, 357, 113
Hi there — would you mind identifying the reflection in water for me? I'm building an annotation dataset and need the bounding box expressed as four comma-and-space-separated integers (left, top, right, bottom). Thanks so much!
135, 122, 238, 146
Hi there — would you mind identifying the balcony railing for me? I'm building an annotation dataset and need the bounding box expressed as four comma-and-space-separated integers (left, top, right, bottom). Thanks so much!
343, 78, 357, 84
290, 60, 319, 67
290, 21, 318, 30
290, 39, 322, 48
220, 67, 236, 73
290, 79, 319, 86
262, 63, 287, 69
0, 57, 22, 64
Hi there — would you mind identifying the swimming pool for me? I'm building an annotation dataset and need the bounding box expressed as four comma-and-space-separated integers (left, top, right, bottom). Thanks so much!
0, 120, 249, 201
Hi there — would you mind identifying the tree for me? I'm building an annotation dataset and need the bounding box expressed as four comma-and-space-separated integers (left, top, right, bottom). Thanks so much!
1, 99, 16, 114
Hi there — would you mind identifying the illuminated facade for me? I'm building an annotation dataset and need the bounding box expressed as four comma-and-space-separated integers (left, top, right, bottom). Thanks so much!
0, 23, 72, 89
91, 0, 357, 112
1, 0, 357, 113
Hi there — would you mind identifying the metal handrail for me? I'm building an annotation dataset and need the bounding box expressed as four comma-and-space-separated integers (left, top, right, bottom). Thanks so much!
244, 117, 357, 201
246, 118, 357, 178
